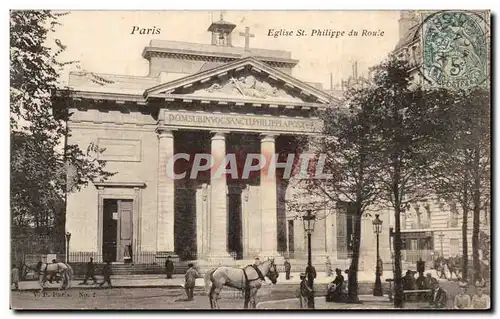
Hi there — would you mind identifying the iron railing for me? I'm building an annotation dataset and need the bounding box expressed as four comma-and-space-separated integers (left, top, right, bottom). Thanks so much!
401, 249, 434, 263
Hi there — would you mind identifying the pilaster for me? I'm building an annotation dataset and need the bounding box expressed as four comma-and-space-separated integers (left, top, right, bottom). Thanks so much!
260, 134, 279, 259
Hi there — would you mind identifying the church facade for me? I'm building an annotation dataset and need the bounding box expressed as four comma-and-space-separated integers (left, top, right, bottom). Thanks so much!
65, 17, 391, 268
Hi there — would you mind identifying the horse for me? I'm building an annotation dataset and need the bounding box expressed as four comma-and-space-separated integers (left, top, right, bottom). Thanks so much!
38, 262, 73, 291
204, 258, 279, 309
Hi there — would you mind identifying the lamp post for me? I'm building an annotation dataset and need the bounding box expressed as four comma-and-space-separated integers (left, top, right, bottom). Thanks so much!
372, 214, 383, 296
439, 232, 444, 257
65, 232, 71, 264
302, 209, 316, 309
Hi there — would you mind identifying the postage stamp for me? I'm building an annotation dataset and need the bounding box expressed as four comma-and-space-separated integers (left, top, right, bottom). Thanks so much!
421, 10, 490, 89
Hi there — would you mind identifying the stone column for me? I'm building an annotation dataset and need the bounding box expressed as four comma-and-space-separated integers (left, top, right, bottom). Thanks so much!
208, 132, 231, 261
260, 134, 279, 258
156, 128, 175, 253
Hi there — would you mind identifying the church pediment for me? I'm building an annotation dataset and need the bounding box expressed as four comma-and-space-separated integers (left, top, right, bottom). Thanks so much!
144, 57, 337, 106
186, 72, 305, 103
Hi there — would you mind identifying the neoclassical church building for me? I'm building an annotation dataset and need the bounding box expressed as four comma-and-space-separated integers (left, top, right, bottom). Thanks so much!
65, 15, 392, 269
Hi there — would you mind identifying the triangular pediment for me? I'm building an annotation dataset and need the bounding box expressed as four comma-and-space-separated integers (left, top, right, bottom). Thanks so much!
144, 57, 338, 106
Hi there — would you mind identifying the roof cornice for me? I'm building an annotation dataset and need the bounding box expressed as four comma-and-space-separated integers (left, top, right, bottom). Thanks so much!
149, 93, 328, 110
60, 90, 147, 104
142, 46, 299, 67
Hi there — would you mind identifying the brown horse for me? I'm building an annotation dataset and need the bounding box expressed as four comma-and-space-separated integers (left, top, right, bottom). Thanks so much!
204, 258, 279, 309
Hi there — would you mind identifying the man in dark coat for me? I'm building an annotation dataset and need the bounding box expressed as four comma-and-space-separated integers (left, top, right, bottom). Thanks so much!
429, 281, 448, 308
415, 259, 427, 301
326, 268, 345, 302
165, 256, 174, 279
403, 270, 416, 290
81, 257, 97, 285
284, 258, 291, 280
305, 265, 316, 280
99, 260, 112, 288
299, 273, 312, 308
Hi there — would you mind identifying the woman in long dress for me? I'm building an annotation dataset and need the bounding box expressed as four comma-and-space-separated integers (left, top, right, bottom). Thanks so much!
453, 281, 471, 309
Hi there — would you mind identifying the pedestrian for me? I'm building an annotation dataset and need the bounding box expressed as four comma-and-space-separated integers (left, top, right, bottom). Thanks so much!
184, 263, 199, 301
11, 265, 19, 290
284, 257, 291, 280
424, 272, 437, 289
325, 256, 332, 277
439, 259, 447, 280
326, 268, 344, 302
81, 257, 97, 285
453, 281, 471, 309
99, 260, 112, 288
35, 260, 43, 275
305, 264, 316, 280
298, 273, 311, 308
254, 257, 261, 266
417, 258, 425, 274
403, 270, 416, 290
471, 279, 490, 309
343, 269, 349, 296
377, 256, 384, 276
428, 280, 447, 309
165, 256, 174, 279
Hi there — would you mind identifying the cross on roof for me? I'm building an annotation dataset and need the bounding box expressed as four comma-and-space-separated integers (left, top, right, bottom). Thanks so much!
239, 27, 255, 51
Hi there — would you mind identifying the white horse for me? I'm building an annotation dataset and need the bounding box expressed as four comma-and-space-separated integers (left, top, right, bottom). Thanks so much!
204, 258, 279, 309
38, 262, 73, 291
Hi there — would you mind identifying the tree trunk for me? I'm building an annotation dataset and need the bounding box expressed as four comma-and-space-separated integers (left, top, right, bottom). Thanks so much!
393, 203, 404, 308
461, 183, 469, 281
348, 210, 362, 303
472, 147, 481, 281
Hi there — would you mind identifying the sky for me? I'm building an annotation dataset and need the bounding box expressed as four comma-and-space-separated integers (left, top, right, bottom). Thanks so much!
49, 10, 401, 89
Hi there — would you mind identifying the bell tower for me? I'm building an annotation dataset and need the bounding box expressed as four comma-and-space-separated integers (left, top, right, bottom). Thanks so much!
207, 12, 236, 47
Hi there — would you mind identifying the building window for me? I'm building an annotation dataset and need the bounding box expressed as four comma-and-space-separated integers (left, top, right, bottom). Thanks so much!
450, 238, 459, 257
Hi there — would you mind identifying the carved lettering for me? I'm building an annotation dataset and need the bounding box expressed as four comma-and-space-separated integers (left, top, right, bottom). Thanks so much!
164, 111, 321, 133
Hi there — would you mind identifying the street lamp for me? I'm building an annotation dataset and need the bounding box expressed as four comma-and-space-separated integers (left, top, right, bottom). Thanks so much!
302, 209, 316, 309
65, 232, 71, 264
372, 214, 383, 296
439, 232, 444, 257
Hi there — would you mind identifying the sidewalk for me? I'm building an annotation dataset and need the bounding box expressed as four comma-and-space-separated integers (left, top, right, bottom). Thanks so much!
256, 296, 393, 309
256, 296, 430, 309
14, 269, 445, 292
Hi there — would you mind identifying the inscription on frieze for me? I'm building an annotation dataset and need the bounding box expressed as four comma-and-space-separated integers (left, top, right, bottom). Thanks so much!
162, 110, 322, 134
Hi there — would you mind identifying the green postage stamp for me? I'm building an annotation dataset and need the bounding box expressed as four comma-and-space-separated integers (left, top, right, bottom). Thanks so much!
421, 10, 490, 89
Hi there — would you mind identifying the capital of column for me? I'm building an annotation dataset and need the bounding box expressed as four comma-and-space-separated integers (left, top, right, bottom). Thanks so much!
210, 130, 229, 141
156, 127, 173, 139
260, 134, 277, 143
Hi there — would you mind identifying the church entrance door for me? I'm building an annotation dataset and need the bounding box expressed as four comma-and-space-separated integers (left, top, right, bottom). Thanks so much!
227, 186, 243, 260
102, 199, 133, 262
